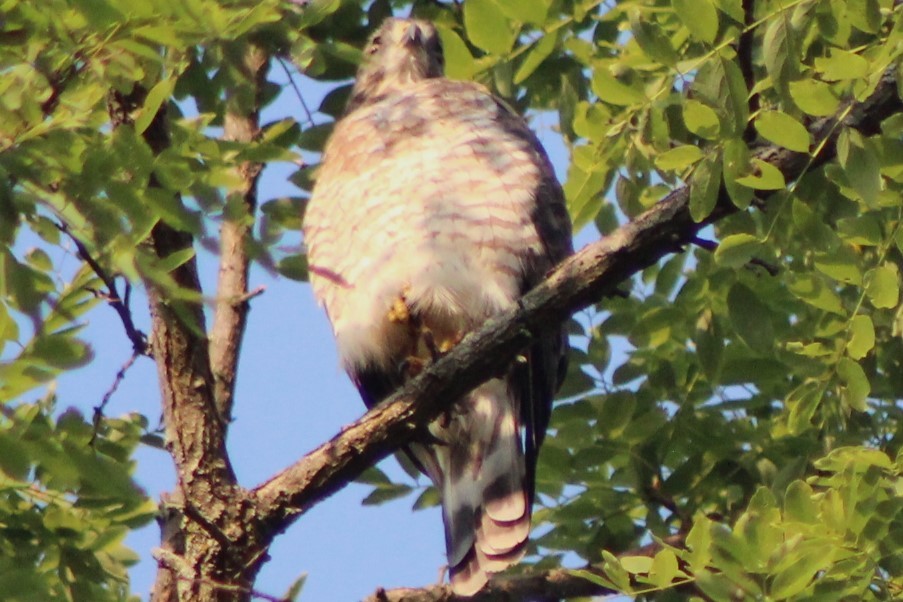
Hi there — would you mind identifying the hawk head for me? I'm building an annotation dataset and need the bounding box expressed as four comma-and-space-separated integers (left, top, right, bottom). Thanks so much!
346, 18, 444, 112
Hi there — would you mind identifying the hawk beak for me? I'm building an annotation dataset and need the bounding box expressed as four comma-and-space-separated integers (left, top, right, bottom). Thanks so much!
403, 23, 422, 46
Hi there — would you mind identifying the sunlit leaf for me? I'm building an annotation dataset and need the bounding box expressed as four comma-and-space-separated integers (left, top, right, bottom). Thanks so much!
755, 110, 810, 153
689, 153, 721, 221
837, 357, 870, 411
789, 79, 840, 116
673, 0, 719, 43
864, 265, 899, 309
464, 0, 516, 55
846, 314, 875, 360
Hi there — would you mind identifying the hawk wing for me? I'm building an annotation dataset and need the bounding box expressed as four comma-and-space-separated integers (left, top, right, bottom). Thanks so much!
303, 18, 572, 596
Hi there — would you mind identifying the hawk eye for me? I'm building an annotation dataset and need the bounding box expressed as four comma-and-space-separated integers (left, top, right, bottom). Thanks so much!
367, 35, 382, 55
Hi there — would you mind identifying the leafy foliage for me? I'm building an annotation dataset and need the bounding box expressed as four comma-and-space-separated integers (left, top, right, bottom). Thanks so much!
1, 0, 902, 599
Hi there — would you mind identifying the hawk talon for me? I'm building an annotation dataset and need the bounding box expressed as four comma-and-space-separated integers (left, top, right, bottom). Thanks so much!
422, 329, 441, 361
387, 295, 411, 323
400, 355, 426, 378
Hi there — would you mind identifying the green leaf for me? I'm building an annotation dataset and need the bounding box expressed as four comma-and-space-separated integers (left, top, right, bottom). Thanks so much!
630, 10, 678, 66
134, 75, 175, 135
464, 0, 515, 55
763, 14, 800, 102
655, 145, 703, 171
786, 381, 824, 435
361, 483, 412, 505
298, 122, 334, 152
514, 32, 557, 84
734, 158, 786, 190
837, 215, 882, 246
683, 99, 720, 139
596, 392, 635, 437
728, 282, 774, 352
0, 432, 30, 480
412, 486, 440, 510
789, 79, 840, 116
837, 357, 870, 411
846, 0, 881, 33
156, 247, 196, 273
689, 154, 721, 222
568, 569, 619, 591
837, 129, 881, 206
722, 137, 753, 208
846, 314, 875, 360
620, 555, 653, 574
692, 56, 749, 136
786, 273, 845, 314
755, 110, 810, 153
814, 244, 862, 285
650, 549, 680, 587
496, 0, 549, 24
695, 310, 723, 382
277, 254, 308, 281
865, 265, 899, 309
770, 549, 830, 598
591, 68, 645, 106
436, 26, 476, 80
815, 48, 869, 81
356, 466, 392, 486
30, 334, 93, 369
673, 0, 719, 43
281, 572, 307, 602
714, 233, 762, 268
783, 480, 818, 523
685, 514, 713, 567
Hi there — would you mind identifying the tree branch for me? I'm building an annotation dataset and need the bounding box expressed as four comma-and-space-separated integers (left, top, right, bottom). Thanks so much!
362, 535, 686, 602
253, 68, 901, 535
210, 41, 269, 423
109, 86, 256, 602
57, 221, 148, 355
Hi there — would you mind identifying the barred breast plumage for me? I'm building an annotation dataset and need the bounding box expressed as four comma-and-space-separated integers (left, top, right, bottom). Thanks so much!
303, 17, 572, 596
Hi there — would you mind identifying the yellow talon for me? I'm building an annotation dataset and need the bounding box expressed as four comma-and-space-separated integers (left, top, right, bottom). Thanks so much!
388, 295, 410, 323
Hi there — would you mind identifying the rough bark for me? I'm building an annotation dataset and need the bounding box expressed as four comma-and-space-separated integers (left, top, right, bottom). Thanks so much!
210, 42, 269, 423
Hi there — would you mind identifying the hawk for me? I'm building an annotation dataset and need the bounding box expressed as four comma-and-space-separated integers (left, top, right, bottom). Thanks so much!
303, 17, 573, 595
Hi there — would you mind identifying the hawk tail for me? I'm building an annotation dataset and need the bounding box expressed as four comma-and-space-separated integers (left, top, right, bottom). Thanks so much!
430, 379, 531, 596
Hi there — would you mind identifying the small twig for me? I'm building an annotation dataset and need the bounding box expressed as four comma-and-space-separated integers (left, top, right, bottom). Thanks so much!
690, 236, 780, 276
233, 285, 266, 306
57, 222, 149, 355
277, 57, 315, 126
182, 503, 235, 550
89, 350, 140, 445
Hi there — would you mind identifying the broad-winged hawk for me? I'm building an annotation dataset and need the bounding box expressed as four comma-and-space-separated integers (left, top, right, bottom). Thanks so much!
303, 17, 573, 595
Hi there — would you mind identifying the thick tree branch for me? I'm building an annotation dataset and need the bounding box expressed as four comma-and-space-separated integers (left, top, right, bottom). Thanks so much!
253, 68, 901, 535
211, 42, 269, 423
109, 87, 257, 602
